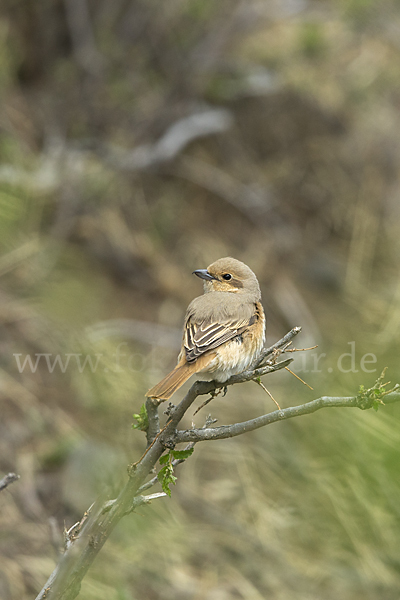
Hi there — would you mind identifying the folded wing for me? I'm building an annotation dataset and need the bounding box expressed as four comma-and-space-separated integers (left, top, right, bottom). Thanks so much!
184, 314, 255, 363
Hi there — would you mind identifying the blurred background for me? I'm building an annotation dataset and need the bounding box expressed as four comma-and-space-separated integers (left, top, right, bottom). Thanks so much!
1, 0, 400, 598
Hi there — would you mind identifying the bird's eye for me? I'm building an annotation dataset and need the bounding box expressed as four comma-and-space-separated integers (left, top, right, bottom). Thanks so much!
222, 273, 232, 281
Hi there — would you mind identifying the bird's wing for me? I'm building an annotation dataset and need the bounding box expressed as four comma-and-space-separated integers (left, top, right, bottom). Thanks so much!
183, 313, 255, 363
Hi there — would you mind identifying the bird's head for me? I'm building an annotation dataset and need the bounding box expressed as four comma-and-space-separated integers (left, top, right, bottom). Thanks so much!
193, 257, 261, 299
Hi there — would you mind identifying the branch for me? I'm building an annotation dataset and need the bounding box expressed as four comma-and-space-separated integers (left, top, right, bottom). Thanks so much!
145, 397, 160, 446
0, 472, 20, 492
256, 326, 302, 364
36, 329, 300, 599
35, 328, 304, 599
35, 444, 167, 600
101, 492, 168, 516
35, 327, 399, 600
175, 390, 400, 444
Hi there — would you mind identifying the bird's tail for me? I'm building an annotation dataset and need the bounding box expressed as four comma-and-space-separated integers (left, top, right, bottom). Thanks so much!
145, 363, 195, 401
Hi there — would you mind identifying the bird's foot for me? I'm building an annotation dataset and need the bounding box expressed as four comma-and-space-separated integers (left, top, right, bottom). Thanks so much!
193, 385, 227, 416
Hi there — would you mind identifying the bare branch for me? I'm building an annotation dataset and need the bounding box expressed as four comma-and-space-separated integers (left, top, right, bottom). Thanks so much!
101, 491, 167, 516
175, 390, 400, 444
35, 327, 399, 600
0, 472, 20, 492
35, 440, 167, 600
145, 397, 161, 446
34, 329, 303, 599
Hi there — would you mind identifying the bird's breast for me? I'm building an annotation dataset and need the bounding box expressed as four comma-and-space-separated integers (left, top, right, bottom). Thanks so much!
195, 305, 265, 382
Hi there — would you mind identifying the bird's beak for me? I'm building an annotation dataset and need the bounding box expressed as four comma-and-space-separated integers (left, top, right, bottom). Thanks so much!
193, 269, 215, 281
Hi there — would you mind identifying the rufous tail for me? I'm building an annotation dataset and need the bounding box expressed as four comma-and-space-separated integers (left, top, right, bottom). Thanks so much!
145, 363, 196, 400
146, 353, 215, 401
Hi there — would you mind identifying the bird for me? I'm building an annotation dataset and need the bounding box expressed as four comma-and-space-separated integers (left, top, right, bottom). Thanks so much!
145, 257, 266, 401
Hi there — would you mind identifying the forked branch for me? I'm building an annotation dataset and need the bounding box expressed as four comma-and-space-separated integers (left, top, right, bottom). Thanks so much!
35, 327, 400, 600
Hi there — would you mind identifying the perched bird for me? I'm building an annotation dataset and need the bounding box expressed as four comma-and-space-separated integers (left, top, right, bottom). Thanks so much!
146, 257, 265, 400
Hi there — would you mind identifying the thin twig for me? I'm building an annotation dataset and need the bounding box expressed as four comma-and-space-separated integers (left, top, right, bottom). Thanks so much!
255, 380, 281, 410
284, 366, 314, 390
101, 492, 167, 516
193, 387, 224, 416
285, 345, 318, 353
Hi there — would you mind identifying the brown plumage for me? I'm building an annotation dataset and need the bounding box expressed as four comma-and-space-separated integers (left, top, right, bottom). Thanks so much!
145, 257, 266, 400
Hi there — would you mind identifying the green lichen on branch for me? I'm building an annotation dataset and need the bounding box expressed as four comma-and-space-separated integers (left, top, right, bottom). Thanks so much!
356, 368, 399, 411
